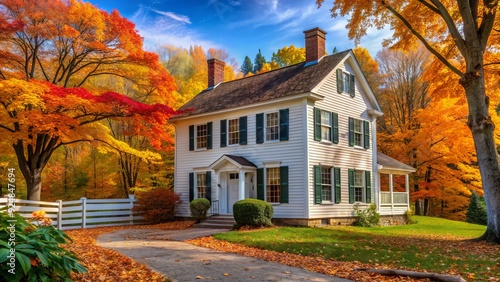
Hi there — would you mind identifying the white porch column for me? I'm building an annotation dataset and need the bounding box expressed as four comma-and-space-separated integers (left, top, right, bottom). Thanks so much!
238, 170, 245, 200
389, 174, 394, 213
405, 174, 410, 211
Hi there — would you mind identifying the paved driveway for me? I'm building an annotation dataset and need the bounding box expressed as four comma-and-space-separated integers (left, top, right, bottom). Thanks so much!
97, 228, 352, 282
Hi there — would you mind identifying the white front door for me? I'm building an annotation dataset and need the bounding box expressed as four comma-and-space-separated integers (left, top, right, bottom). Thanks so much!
227, 173, 239, 213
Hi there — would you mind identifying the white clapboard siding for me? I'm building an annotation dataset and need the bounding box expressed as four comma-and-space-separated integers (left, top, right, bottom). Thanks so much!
307, 57, 376, 219
0, 196, 144, 230
174, 98, 308, 219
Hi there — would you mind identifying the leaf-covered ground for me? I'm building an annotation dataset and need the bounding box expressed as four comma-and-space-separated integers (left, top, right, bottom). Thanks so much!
188, 217, 499, 281
65, 221, 194, 282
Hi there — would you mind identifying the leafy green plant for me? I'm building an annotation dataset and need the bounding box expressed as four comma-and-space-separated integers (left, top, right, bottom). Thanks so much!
353, 203, 380, 227
465, 191, 487, 225
233, 199, 274, 228
190, 198, 211, 223
133, 188, 182, 223
0, 209, 87, 281
404, 208, 417, 224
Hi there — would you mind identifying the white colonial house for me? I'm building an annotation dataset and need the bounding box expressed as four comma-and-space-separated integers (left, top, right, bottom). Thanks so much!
170, 27, 415, 226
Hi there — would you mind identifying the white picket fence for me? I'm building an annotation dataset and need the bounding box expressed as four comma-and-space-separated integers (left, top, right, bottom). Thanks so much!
0, 195, 144, 230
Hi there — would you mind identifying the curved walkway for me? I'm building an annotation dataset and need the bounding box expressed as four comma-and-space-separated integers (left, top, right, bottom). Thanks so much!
97, 228, 352, 282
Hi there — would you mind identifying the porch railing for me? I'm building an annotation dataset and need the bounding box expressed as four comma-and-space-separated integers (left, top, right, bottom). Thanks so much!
380, 192, 408, 205
210, 200, 219, 216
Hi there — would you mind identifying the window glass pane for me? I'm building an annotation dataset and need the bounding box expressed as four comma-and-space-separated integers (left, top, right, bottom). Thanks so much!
321, 111, 332, 141
228, 119, 239, 145
343, 72, 350, 93
354, 119, 362, 146
197, 173, 206, 198
196, 124, 207, 149
266, 167, 280, 202
266, 112, 279, 141
354, 170, 364, 202
321, 167, 332, 202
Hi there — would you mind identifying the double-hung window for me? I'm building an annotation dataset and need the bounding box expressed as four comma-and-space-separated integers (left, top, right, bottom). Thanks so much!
220, 117, 247, 147
266, 167, 280, 203
314, 108, 338, 144
256, 165, 289, 204
196, 173, 207, 199
196, 124, 208, 149
348, 118, 370, 149
266, 112, 279, 141
321, 111, 332, 142
228, 119, 239, 145
336, 69, 355, 97
256, 109, 289, 144
348, 169, 371, 204
314, 166, 341, 204
189, 122, 212, 151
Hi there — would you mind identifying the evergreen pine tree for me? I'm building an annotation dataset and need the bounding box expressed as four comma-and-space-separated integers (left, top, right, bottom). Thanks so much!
466, 191, 487, 225
332, 47, 338, 54
241, 56, 254, 76
253, 49, 266, 73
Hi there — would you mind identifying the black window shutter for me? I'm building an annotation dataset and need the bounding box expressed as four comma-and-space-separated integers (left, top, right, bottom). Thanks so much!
220, 120, 227, 147
189, 172, 194, 202
348, 118, 354, 147
206, 171, 212, 202
336, 69, 344, 93
314, 166, 322, 204
365, 171, 371, 203
207, 122, 213, 149
279, 109, 289, 141
257, 168, 264, 200
334, 168, 341, 203
189, 125, 194, 151
363, 120, 370, 149
349, 74, 355, 97
348, 169, 355, 204
240, 116, 247, 145
314, 107, 321, 141
332, 112, 339, 144
256, 113, 264, 144
280, 166, 289, 203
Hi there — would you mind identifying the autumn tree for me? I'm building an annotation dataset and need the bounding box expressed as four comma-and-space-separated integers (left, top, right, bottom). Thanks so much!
317, 0, 500, 243
0, 0, 176, 201
271, 44, 305, 67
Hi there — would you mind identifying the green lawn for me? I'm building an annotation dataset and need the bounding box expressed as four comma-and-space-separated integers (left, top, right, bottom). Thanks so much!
214, 216, 498, 280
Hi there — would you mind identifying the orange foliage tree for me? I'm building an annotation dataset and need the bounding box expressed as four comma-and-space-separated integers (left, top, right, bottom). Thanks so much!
0, 0, 176, 200
317, 0, 500, 243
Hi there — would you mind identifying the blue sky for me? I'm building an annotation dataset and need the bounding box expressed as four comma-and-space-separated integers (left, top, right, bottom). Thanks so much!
86, 0, 390, 68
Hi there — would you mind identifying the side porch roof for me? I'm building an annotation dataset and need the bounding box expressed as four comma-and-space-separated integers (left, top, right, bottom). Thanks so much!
377, 152, 416, 174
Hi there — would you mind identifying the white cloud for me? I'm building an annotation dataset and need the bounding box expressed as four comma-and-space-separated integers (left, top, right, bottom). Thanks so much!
130, 6, 219, 52
150, 9, 191, 24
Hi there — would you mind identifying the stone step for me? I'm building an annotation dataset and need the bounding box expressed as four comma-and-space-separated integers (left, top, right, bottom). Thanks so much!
194, 215, 236, 229
193, 222, 234, 229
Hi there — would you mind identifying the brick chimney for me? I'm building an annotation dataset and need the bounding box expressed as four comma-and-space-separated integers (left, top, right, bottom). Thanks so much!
304, 27, 327, 63
207, 58, 225, 88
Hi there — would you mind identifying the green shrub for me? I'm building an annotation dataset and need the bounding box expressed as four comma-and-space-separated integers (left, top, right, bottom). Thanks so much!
353, 203, 380, 227
466, 191, 487, 225
404, 208, 417, 224
190, 198, 211, 223
0, 209, 87, 281
133, 188, 182, 223
233, 199, 274, 228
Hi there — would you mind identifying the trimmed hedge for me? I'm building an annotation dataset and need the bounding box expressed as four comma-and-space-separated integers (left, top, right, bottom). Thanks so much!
190, 198, 211, 223
132, 188, 182, 223
233, 198, 274, 228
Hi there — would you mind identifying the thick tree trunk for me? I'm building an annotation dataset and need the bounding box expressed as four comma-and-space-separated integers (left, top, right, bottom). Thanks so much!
462, 52, 500, 243
13, 135, 58, 201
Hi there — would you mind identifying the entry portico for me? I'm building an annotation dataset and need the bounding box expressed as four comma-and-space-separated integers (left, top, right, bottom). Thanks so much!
209, 155, 257, 214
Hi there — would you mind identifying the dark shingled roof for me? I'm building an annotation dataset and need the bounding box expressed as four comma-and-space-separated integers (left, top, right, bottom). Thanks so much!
173, 50, 350, 118
225, 155, 257, 167
377, 152, 416, 172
